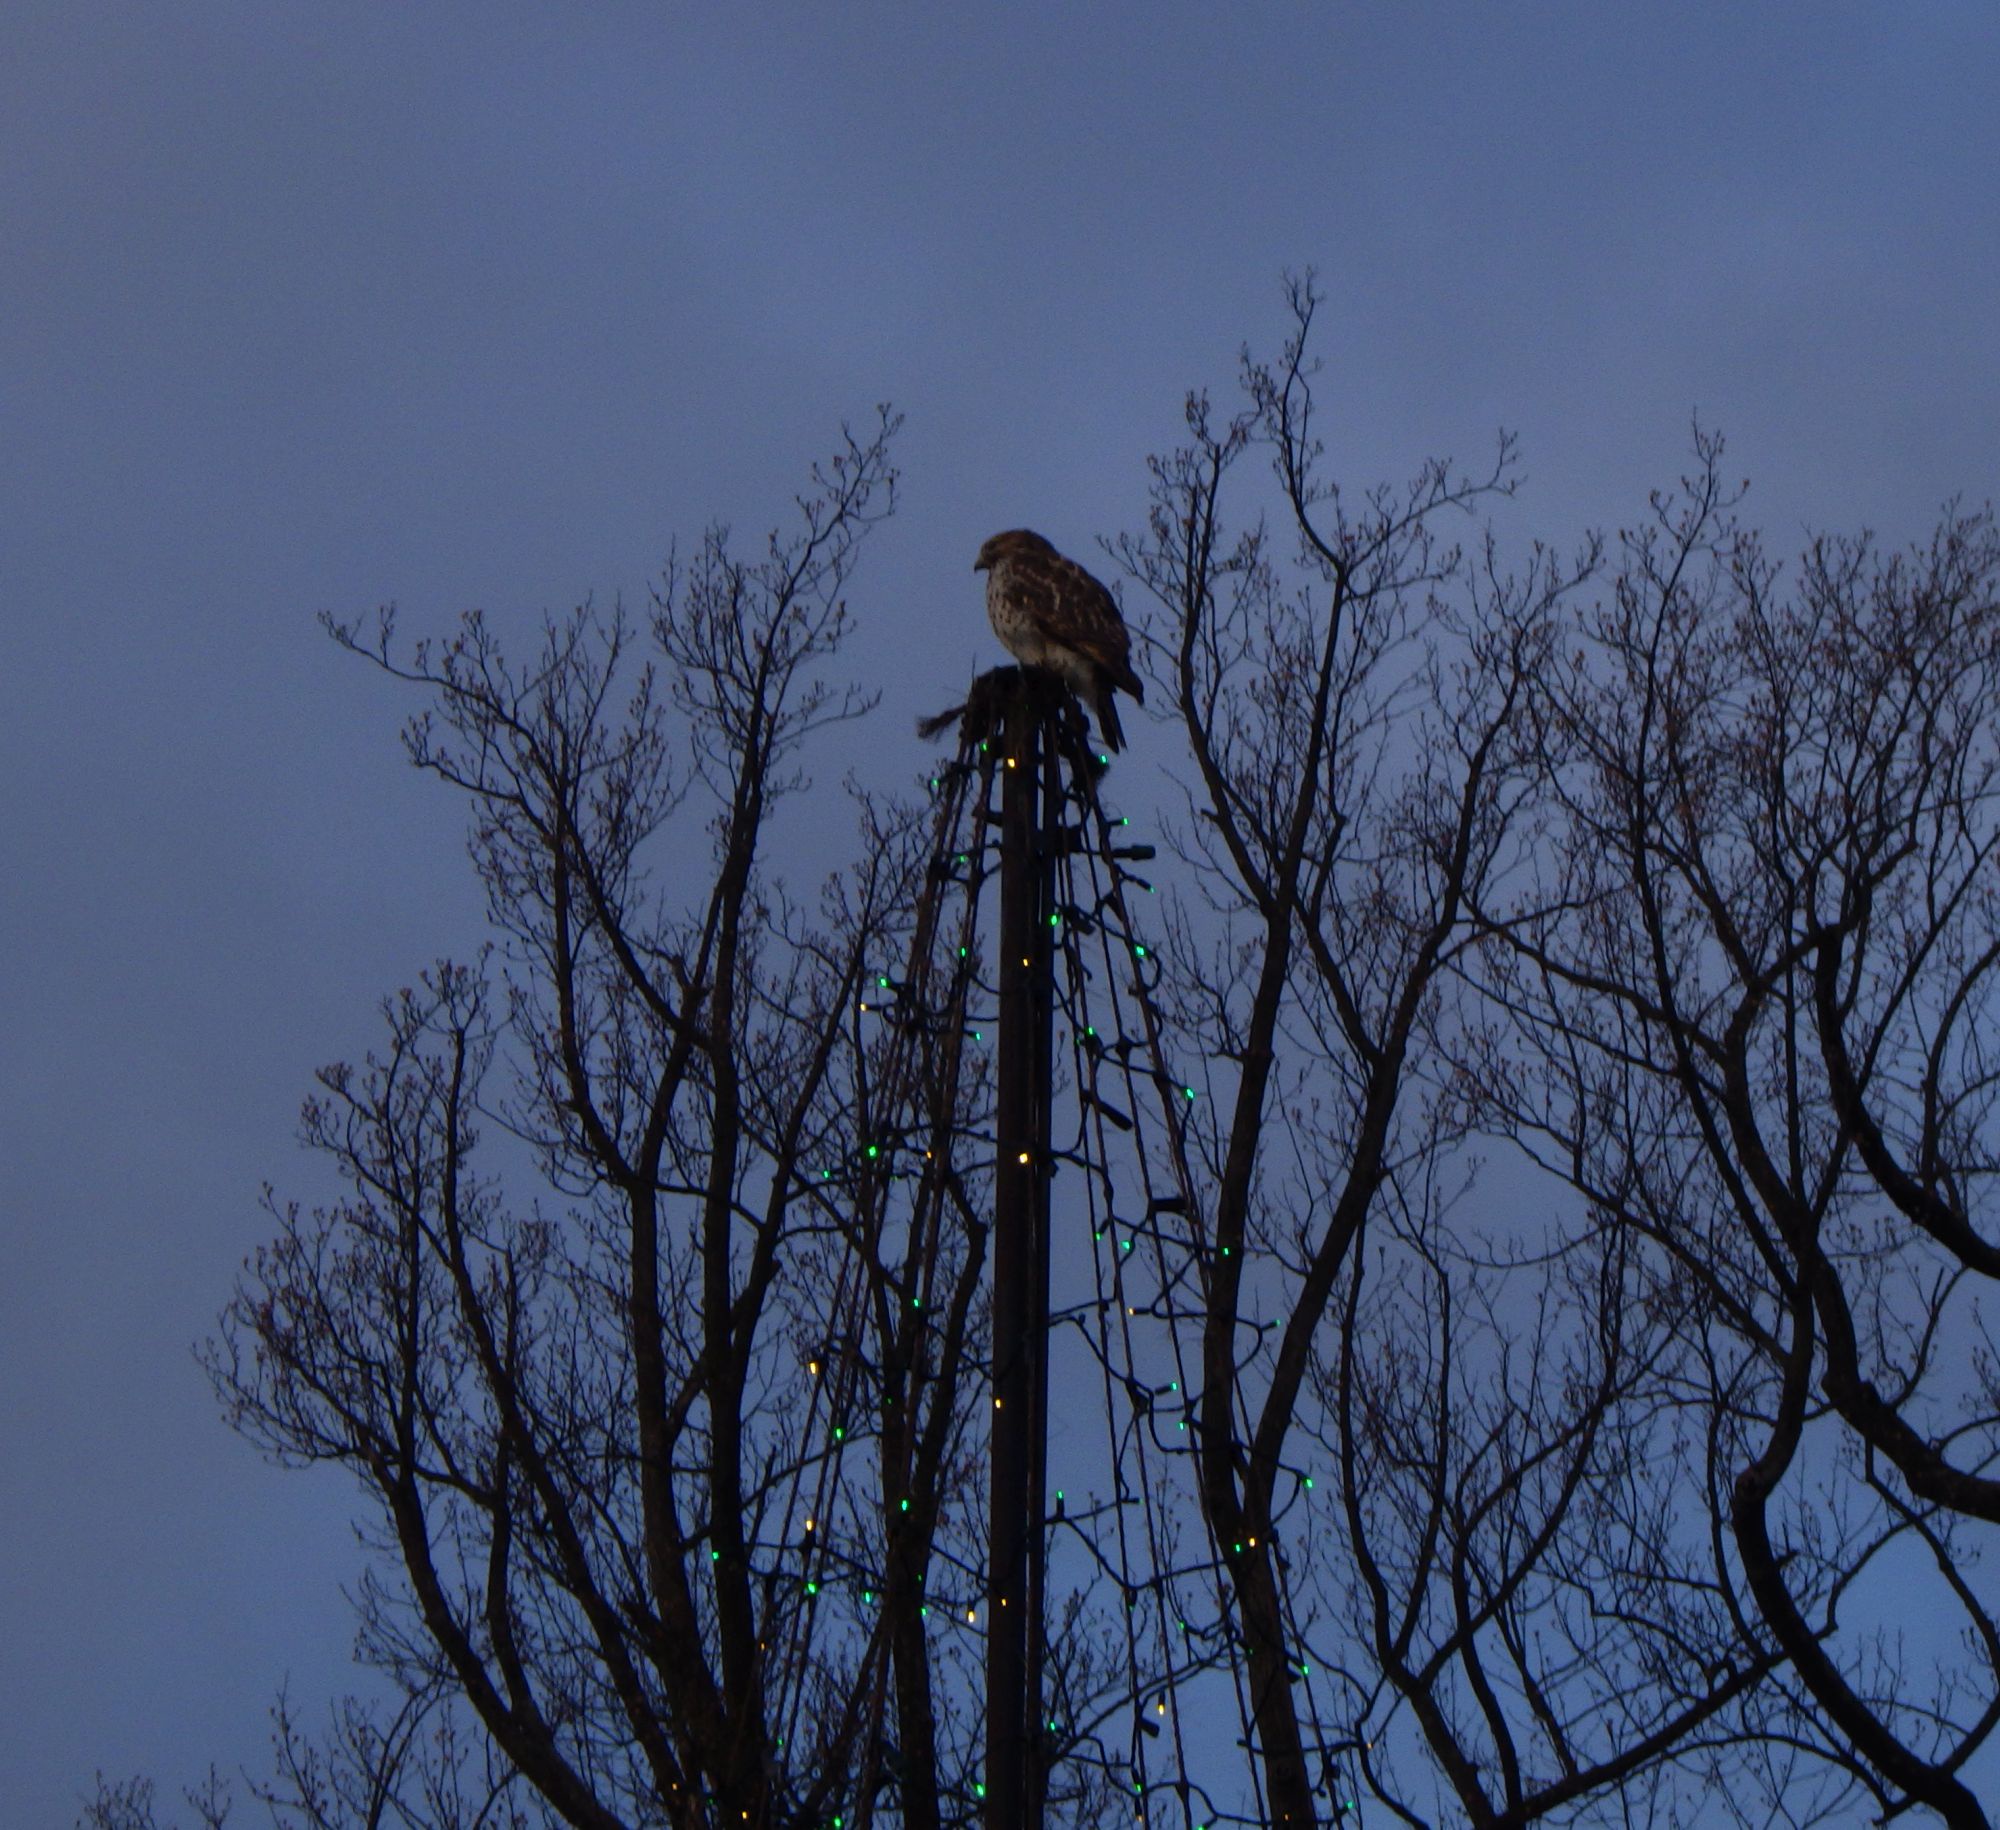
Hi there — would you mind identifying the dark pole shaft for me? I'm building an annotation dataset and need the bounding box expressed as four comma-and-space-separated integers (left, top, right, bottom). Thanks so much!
987, 682, 1052, 1830
1023, 707, 1059, 1825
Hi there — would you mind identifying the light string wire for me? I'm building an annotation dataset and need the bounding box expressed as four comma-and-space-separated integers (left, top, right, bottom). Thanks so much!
1046, 717, 1267, 1829
763, 732, 998, 1821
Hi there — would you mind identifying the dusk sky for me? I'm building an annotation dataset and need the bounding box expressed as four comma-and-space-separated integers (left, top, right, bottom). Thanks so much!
5, 5, 1998, 1823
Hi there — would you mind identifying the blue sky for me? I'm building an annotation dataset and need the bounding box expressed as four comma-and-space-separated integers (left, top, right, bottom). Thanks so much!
4, 4, 1997, 1822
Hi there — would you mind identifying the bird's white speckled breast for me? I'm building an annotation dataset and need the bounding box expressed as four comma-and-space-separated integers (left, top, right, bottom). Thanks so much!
985, 574, 1036, 653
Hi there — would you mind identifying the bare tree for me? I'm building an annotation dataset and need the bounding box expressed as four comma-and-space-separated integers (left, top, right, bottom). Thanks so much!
1477, 438, 2000, 1827
1116, 281, 1828, 1827
192, 412, 1049, 1830
80, 1773, 233, 1830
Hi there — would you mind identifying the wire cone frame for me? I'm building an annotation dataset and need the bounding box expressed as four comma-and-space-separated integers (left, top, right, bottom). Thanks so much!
765, 667, 1331, 1829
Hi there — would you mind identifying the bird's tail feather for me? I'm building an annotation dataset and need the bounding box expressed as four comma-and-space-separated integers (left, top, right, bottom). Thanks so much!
1095, 687, 1125, 754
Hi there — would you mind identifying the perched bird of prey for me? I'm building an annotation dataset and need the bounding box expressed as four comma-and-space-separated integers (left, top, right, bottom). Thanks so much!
974, 529, 1145, 752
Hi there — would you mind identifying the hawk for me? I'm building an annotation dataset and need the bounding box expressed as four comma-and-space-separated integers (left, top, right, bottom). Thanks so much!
975, 529, 1144, 752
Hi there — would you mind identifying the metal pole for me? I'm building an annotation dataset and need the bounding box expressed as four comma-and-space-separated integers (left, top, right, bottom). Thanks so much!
986, 676, 1053, 1830
1024, 696, 1060, 1827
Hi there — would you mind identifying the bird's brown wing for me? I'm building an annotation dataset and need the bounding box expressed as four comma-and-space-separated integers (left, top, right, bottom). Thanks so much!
1022, 547, 1143, 699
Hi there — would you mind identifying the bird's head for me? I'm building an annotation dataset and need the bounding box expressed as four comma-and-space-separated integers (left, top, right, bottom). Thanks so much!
974, 528, 1054, 573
